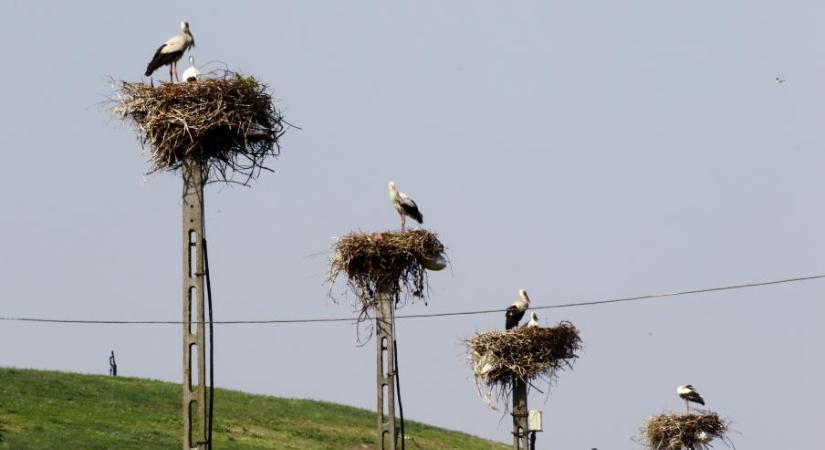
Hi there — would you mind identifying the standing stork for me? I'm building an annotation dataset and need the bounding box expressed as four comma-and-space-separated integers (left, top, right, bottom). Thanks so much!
388, 181, 423, 232
181, 56, 200, 82
145, 21, 195, 82
677, 384, 705, 413
505, 289, 530, 330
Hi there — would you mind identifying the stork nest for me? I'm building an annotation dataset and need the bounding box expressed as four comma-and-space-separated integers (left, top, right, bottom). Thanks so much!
466, 323, 581, 408
642, 413, 732, 450
111, 71, 286, 183
328, 230, 446, 319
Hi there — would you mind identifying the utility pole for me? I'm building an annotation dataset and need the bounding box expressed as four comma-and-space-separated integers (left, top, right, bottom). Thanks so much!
512, 377, 529, 450
376, 288, 397, 450
182, 160, 208, 450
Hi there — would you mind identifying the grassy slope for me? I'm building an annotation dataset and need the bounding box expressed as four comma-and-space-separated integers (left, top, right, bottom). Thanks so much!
0, 368, 507, 450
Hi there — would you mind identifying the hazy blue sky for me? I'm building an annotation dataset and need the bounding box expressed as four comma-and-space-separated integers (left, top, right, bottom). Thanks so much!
1, 1, 824, 448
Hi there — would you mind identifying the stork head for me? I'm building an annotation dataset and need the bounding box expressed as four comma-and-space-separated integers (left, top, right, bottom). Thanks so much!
388, 181, 397, 194
181, 21, 190, 32
519, 289, 530, 303
531, 312, 538, 321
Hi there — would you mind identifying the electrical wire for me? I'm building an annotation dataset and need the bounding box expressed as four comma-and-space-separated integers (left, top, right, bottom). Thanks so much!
203, 238, 215, 450
0, 273, 822, 326
391, 299, 405, 450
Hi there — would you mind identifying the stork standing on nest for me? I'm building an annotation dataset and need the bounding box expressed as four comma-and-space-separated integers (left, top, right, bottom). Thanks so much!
505, 289, 530, 330
144, 21, 195, 82
181, 55, 200, 82
677, 384, 705, 413
388, 181, 423, 232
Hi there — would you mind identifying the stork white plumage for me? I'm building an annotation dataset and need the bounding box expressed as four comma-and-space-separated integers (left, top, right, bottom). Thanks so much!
505, 289, 530, 330
525, 312, 539, 328
181, 56, 200, 82
145, 21, 195, 82
388, 181, 423, 232
476, 353, 495, 378
677, 384, 705, 413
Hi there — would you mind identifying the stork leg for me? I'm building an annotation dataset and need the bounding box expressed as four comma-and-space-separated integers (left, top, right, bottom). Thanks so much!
685, 399, 690, 414
400, 214, 406, 232
169, 64, 174, 83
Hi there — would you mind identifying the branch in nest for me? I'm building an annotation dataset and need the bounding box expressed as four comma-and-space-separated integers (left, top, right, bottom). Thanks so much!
466, 323, 582, 409
328, 230, 446, 323
110, 70, 291, 184
641, 412, 733, 450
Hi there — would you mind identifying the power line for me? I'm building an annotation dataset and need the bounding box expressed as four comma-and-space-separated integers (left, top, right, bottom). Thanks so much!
0, 273, 822, 326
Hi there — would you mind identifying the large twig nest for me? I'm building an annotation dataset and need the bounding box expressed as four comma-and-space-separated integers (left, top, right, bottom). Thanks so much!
466, 323, 581, 408
328, 230, 446, 318
111, 71, 286, 183
642, 413, 732, 450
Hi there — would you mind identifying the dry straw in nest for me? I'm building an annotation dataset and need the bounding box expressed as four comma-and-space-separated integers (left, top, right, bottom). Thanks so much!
466, 323, 581, 407
112, 71, 286, 183
643, 413, 731, 450
328, 230, 446, 318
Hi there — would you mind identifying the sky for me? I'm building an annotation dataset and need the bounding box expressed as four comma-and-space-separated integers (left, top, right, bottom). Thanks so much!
1, 1, 824, 448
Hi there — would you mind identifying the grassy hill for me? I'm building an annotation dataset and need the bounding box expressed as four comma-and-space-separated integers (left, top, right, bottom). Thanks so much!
0, 368, 507, 450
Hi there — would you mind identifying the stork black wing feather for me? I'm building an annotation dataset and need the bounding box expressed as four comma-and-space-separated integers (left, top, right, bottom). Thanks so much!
400, 203, 423, 224
144, 45, 183, 76
504, 306, 525, 330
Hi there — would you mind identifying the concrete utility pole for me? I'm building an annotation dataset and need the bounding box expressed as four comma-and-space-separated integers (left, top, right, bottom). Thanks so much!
376, 289, 397, 450
182, 161, 208, 450
512, 377, 529, 450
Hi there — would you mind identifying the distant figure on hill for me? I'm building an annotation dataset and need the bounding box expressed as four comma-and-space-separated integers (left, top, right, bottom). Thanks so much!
109, 350, 118, 377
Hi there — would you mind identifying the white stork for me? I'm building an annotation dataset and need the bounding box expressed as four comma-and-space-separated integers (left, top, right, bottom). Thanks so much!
505, 289, 530, 330
677, 384, 705, 413
181, 56, 200, 82
388, 181, 423, 232
525, 312, 539, 328
145, 21, 195, 83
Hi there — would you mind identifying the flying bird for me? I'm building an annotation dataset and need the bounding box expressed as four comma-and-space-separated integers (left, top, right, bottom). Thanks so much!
388, 181, 423, 232
181, 56, 200, 82
677, 384, 705, 413
505, 289, 530, 330
525, 312, 540, 328
145, 21, 195, 82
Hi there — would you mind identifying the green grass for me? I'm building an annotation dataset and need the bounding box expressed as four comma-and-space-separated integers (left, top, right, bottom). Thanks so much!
0, 368, 507, 450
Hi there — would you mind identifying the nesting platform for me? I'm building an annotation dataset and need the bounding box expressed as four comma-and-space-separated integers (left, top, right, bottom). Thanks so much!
329, 230, 446, 317
113, 71, 285, 182
466, 323, 581, 406
642, 412, 731, 450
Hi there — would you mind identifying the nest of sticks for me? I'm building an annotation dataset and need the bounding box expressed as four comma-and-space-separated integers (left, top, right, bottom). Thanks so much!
112, 71, 286, 183
328, 230, 446, 318
643, 413, 731, 450
466, 323, 581, 407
